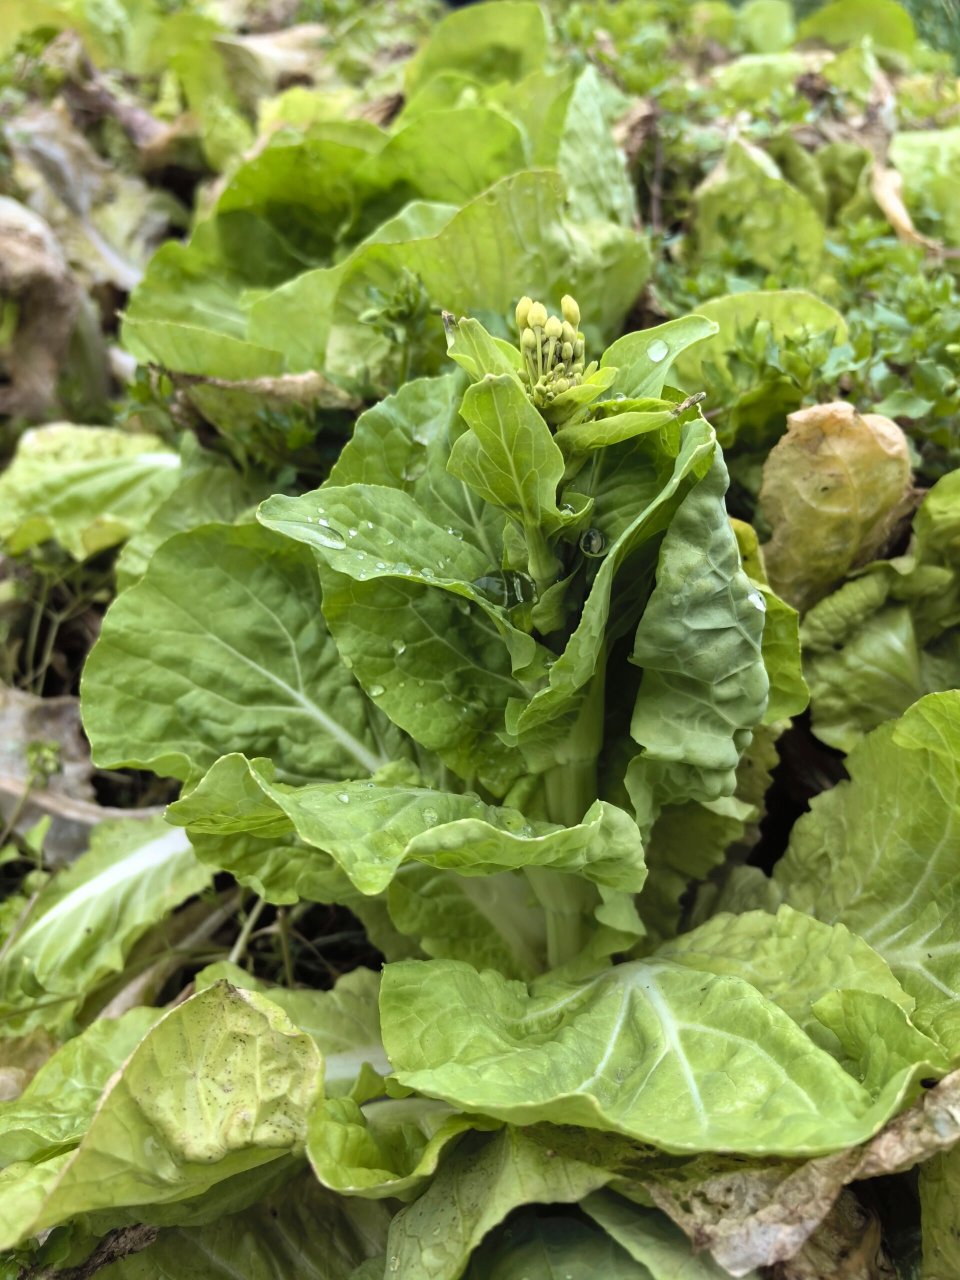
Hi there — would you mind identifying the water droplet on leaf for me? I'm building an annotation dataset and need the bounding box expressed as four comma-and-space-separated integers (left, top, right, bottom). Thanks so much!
312, 527, 346, 550
472, 571, 538, 607
391, 639, 406, 655
579, 528, 606, 557
368, 683, 385, 697
647, 338, 669, 362
337, 792, 350, 804
422, 808, 438, 826
748, 590, 767, 612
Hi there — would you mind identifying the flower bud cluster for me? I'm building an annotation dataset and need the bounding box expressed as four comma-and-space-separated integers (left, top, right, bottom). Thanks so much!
515, 295, 586, 407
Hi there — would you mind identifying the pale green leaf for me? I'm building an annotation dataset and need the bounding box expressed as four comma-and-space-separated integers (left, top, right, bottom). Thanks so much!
82, 523, 387, 784
0, 816, 209, 1035
0, 425, 180, 559
381, 957, 911, 1156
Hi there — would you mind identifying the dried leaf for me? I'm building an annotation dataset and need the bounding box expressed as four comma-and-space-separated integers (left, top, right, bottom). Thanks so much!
759, 401, 914, 613
870, 163, 943, 254
0, 198, 80, 419
644, 1069, 960, 1276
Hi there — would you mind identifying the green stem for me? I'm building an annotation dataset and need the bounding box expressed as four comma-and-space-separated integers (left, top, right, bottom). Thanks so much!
227, 897, 267, 968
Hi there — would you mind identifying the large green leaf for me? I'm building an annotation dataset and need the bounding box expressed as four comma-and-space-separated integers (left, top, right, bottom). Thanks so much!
774, 692, 960, 1041
380, 957, 923, 1156
258, 484, 540, 792
626, 453, 769, 831
0, 425, 180, 559
657, 906, 917, 1051
168, 752, 646, 897
0, 983, 321, 1251
0, 816, 209, 1035
82, 523, 387, 784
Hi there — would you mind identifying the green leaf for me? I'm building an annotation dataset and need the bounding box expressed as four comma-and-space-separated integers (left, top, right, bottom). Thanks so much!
673, 290, 848, 390
626, 453, 769, 830
380, 957, 915, 1157
469, 1211, 651, 1278
0, 425, 180, 559
599, 315, 719, 400
582, 1191, 749, 1279
168, 753, 646, 897
195, 965, 388, 1096
449, 374, 565, 538
82, 523, 387, 784
381, 1127, 620, 1279
115, 444, 266, 591
774, 692, 960, 1040
0, 1008, 158, 1168
509, 418, 716, 744
404, 1, 548, 96
250, 171, 650, 387
657, 906, 916, 1051
0, 817, 209, 1035
385, 866, 547, 979
798, 0, 916, 54
258, 483, 540, 793
920, 1145, 960, 1280
99, 1168, 391, 1279
692, 140, 825, 276
0, 983, 322, 1251
308, 1095, 498, 1200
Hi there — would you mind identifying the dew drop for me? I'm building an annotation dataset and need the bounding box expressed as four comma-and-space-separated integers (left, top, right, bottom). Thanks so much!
312, 527, 346, 550
376, 561, 386, 569
395, 562, 411, 574
366, 520, 374, 530
368, 683, 385, 697
389, 1259, 400, 1274
748, 590, 767, 612
355, 550, 366, 560
392, 639, 406, 655
579, 528, 606, 557
336, 792, 350, 804
422, 807, 438, 826
348, 527, 358, 538
647, 338, 669, 362
445, 527, 464, 540
420, 566, 435, 578
306, 515, 314, 522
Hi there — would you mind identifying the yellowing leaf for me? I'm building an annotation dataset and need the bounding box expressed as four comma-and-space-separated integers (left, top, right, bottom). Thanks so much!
759, 402, 913, 613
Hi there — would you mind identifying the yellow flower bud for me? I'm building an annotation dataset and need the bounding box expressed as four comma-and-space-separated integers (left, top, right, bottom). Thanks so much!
521, 327, 537, 350
561, 320, 577, 346
528, 301, 548, 329
561, 295, 580, 328
561, 341, 573, 363
515, 296, 532, 330
544, 315, 563, 340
